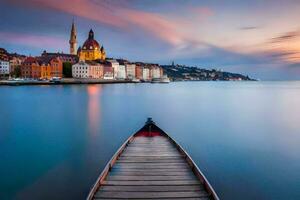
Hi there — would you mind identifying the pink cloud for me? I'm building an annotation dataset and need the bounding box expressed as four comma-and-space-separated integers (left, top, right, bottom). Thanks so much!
190, 7, 214, 21
0, 31, 66, 49
120, 9, 184, 46
8, 0, 213, 47
9, 0, 128, 28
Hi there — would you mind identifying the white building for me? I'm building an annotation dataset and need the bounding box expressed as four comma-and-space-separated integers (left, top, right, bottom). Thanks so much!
125, 64, 136, 80
72, 61, 103, 79
151, 67, 162, 79
142, 67, 150, 81
117, 65, 126, 80
0, 60, 10, 76
107, 59, 119, 79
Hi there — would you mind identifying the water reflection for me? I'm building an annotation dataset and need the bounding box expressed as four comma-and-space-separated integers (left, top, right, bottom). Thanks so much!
1, 82, 300, 200
87, 85, 102, 135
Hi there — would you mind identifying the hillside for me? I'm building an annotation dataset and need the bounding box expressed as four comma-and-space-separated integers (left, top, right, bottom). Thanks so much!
161, 65, 254, 81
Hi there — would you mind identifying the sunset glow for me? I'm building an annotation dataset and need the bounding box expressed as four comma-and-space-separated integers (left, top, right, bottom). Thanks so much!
1, 0, 300, 79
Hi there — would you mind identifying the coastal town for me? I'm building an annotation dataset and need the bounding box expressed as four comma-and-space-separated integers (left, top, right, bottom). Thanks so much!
0, 21, 252, 85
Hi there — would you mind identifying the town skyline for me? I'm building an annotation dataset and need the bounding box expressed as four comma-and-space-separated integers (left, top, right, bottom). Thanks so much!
1, 0, 300, 80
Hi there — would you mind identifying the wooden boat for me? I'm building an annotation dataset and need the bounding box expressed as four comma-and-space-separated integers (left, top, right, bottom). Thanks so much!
87, 118, 219, 200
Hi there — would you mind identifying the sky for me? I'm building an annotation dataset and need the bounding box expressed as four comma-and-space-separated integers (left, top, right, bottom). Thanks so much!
0, 0, 300, 80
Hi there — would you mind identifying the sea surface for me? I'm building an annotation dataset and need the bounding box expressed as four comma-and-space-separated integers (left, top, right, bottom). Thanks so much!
0, 82, 300, 200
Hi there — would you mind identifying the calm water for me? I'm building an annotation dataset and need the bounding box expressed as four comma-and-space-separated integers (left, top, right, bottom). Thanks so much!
0, 82, 300, 200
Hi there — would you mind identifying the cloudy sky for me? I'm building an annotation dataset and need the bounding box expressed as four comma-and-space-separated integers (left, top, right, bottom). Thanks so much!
1, 0, 300, 80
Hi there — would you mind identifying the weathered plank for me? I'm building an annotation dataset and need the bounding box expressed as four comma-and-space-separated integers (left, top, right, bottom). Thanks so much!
128, 145, 174, 148
130, 141, 171, 144
118, 157, 183, 161
107, 175, 196, 181
94, 191, 209, 199
110, 171, 194, 176
118, 156, 183, 160
121, 154, 180, 157
120, 155, 182, 158
111, 168, 192, 173
117, 160, 186, 163
113, 165, 190, 170
99, 185, 204, 192
129, 143, 172, 146
123, 149, 176, 152
92, 135, 211, 200
126, 146, 177, 151
129, 144, 172, 147
95, 198, 211, 200
132, 137, 168, 141
103, 180, 201, 186
115, 163, 188, 167
123, 151, 179, 154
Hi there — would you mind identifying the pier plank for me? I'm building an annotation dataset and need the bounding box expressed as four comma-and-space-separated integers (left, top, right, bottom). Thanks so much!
103, 180, 201, 186
89, 129, 215, 199
96, 198, 211, 200
98, 185, 204, 192
107, 175, 196, 181
94, 191, 209, 199
110, 171, 194, 176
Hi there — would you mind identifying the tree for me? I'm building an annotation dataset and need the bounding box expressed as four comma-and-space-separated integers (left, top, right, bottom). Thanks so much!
63, 62, 72, 78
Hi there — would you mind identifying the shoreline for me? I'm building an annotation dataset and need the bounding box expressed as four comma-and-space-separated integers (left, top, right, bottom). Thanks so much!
0, 79, 258, 86
0, 79, 136, 86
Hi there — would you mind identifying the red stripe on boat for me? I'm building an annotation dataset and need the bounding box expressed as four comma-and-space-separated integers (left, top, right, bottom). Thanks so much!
135, 131, 163, 137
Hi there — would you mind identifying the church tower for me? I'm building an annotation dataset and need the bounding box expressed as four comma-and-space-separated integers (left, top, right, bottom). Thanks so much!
69, 20, 77, 55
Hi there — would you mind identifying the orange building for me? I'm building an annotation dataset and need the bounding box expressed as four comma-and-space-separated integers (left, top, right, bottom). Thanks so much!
21, 56, 62, 79
39, 56, 62, 79
135, 64, 143, 80
21, 57, 38, 78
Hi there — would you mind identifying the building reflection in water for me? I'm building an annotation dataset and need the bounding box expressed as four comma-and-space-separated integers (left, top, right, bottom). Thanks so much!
87, 85, 102, 135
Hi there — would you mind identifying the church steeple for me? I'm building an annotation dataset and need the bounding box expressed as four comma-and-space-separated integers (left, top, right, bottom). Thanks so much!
88, 29, 94, 40
69, 20, 77, 55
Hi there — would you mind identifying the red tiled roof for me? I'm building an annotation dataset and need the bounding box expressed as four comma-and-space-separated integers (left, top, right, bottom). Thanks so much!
23, 56, 38, 64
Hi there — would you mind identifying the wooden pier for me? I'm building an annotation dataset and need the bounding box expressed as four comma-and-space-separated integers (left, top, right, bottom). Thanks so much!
87, 118, 219, 200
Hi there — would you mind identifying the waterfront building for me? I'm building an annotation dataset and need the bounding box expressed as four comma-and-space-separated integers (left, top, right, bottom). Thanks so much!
103, 66, 114, 80
21, 56, 63, 79
72, 60, 103, 79
125, 63, 136, 80
42, 51, 78, 64
151, 65, 163, 79
95, 60, 114, 79
0, 48, 25, 76
69, 21, 77, 55
21, 57, 37, 78
78, 29, 106, 61
0, 48, 9, 62
117, 64, 126, 79
39, 56, 63, 79
135, 65, 143, 80
142, 67, 150, 81
0, 60, 10, 77
9, 54, 26, 75
107, 59, 119, 78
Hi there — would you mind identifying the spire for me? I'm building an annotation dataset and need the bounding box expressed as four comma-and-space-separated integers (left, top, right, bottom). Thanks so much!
71, 20, 76, 35
88, 29, 94, 40
69, 19, 77, 55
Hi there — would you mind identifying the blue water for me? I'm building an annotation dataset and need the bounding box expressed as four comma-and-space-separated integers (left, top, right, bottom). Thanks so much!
0, 82, 300, 200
